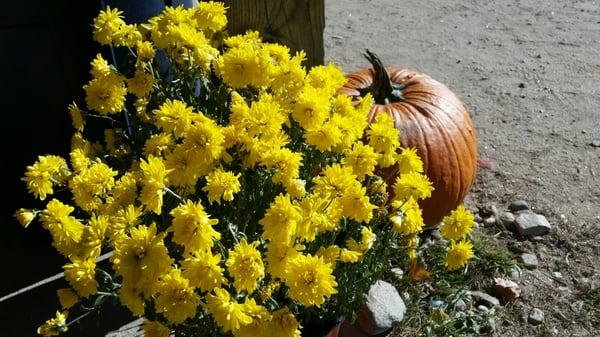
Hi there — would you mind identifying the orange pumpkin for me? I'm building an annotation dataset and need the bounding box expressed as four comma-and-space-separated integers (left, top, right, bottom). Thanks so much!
338, 51, 478, 226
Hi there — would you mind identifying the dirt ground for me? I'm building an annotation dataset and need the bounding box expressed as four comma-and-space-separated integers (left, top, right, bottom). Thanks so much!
325, 0, 600, 336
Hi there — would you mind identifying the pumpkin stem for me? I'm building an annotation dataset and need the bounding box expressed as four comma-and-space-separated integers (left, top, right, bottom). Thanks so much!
364, 50, 404, 104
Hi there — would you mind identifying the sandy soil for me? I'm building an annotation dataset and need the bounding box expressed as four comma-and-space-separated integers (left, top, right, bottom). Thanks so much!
325, 0, 600, 336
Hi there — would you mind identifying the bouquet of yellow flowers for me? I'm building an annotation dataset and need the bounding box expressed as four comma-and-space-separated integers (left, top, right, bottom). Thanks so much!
14, 3, 476, 337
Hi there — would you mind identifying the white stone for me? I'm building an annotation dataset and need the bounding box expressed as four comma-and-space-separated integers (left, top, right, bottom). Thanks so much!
356, 280, 406, 335
528, 308, 544, 325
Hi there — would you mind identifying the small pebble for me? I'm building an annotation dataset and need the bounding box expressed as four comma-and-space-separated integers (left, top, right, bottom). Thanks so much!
591, 139, 600, 147
468, 291, 500, 307
509, 266, 522, 280
477, 305, 489, 313
390, 268, 404, 279
520, 253, 539, 269
528, 308, 544, 325
483, 216, 497, 226
431, 300, 444, 309
509, 200, 529, 211
454, 299, 467, 311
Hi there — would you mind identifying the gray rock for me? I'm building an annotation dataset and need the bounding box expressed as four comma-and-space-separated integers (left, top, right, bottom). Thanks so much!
515, 213, 551, 236
357, 280, 406, 335
591, 139, 600, 147
468, 290, 500, 308
509, 200, 529, 212
528, 308, 544, 325
520, 253, 539, 269
499, 212, 516, 231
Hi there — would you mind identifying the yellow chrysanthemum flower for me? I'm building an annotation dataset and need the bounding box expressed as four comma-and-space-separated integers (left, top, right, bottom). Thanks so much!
136, 41, 156, 61
339, 185, 378, 223
390, 197, 424, 235
315, 245, 340, 266
143, 320, 170, 337
392, 171, 434, 202
111, 223, 172, 296
342, 143, 380, 179
397, 147, 424, 174
203, 168, 241, 203
153, 99, 193, 137
168, 200, 220, 254
181, 250, 227, 292
127, 70, 156, 97
68, 102, 85, 132
260, 147, 303, 185
312, 163, 360, 200
367, 113, 400, 167
93, 6, 125, 45
305, 63, 347, 96
285, 254, 337, 307
155, 268, 200, 324
265, 243, 302, 280
37, 311, 68, 337
292, 86, 330, 130
218, 44, 270, 88
305, 122, 342, 151
143, 133, 174, 157
14, 208, 37, 228
119, 282, 145, 316
139, 155, 170, 214
39, 199, 85, 256
439, 205, 476, 240
113, 23, 142, 47
84, 72, 127, 115
224, 30, 261, 48
164, 145, 205, 189
259, 194, 302, 245
263, 308, 301, 337
22, 155, 70, 200
69, 161, 118, 212
296, 195, 340, 242
339, 248, 363, 263
205, 288, 253, 332
181, 117, 225, 162
63, 258, 98, 298
445, 240, 474, 270
194, 1, 228, 32
226, 239, 265, 293
90, 53, 112, 79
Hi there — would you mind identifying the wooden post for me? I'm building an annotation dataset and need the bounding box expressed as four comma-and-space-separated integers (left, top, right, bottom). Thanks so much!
222, 0, 325, 68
